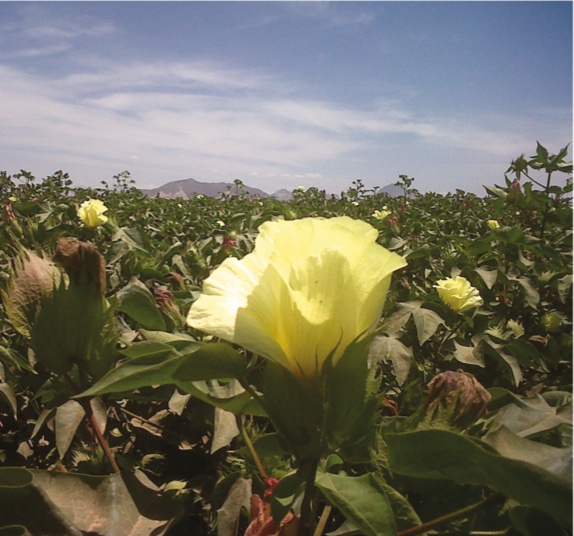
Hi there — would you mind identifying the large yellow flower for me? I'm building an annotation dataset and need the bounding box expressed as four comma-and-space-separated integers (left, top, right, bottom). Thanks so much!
187, 217, 406, 380
78, 199, 108, 228
435, 276, 483, 313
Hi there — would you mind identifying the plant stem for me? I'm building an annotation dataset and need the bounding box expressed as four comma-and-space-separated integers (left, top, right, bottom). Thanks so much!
63, 373, 120, 474
539, 170, 553, 238
435, 318, 465, 358
398, 493, 505, 536
239, 417, 268, 479
298, 459, 320, 536
82, 399, 121, 474
313, 505, 332, 536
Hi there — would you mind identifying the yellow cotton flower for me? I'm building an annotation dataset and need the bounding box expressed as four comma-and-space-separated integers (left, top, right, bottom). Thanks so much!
506, 319, 524, 339
187, 216, 406, 380
487, 220, 500, 230
542, 311, 563, 333
435, 276, 483, 314
78, 199, 108, 229
372, 210, 391, 221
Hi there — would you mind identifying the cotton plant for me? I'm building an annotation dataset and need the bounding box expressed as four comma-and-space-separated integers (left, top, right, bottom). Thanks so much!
186, 216, 407, 532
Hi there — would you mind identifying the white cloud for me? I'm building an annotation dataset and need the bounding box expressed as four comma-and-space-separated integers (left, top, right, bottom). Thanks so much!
0, 56, 570, 195
286, 3, 374, 27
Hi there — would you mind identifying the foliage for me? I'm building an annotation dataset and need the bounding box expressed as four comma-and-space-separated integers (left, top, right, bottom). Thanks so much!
0, 143, 571, 535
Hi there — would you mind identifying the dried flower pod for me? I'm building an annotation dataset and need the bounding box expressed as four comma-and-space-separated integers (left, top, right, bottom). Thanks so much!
425, 370, 491, 427
53, 237, 106, 291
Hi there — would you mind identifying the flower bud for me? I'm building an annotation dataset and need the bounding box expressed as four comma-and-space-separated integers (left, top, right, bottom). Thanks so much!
3, 250, 62, 337
424, 370, 491, 428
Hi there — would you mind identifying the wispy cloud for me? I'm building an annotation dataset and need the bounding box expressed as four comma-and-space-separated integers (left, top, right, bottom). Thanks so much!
0, 54, 569, 193
0, 6, 116, 60
286, 2, 374, 27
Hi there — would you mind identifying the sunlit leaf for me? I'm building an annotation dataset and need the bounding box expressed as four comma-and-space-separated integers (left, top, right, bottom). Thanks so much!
385, 429, 572, 527
315, 473, 398, 536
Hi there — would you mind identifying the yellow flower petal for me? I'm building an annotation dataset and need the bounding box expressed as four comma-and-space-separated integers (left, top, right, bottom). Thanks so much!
435, 276, 483, 314
78, 199, 108, 228
187, 217, 407, 379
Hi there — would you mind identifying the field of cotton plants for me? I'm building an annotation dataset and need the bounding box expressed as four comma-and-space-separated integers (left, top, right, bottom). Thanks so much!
0, 143, 572, 536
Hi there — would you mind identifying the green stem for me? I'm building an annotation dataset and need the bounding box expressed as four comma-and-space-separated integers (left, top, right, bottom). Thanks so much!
298, 459, 320, 536
238, 417, 268, 479
313, 505, 332, 536
435, 318, 465, 358
238, 376, 298, 457
63, 373, 120, 474
81, 399, 121, 474
539, 170, 553, 238
520, 170, 546, 189
398, 493, 505, 536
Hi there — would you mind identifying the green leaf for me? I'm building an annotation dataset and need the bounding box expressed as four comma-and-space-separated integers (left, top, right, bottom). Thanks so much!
381, 301, 419, 335
484, 340, 523, 386
509, 505, 568, 536
116, 281, 166, 330
55, 400, 86, 459
0, 346, 34, 373
173, 343, 247, 381
315, 473, 398, 536
0, 381, 17, 417
484, 185, 508, 198
376, 477, 422, 532
270, 472, 304, 523
412, 307, 444, 345
175, 380, 265, 416
77, 347, 182, 398
324, 338, 378, 459
453, 340, 485, 367
483, 425, 572, 481
475, 266, 498, 289
211, 408, 240, 454
0, 468, 182, 535
516, 277, 540, 308
489, 393, 572, 438
216, 477, 252, 536
385, 429, 572, 527
466, 239, 491, 256
369, 335, 413, 385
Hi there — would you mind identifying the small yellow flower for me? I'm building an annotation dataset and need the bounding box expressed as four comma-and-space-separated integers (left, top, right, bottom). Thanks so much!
542, 311, 563, 333
77, 199, 108, 229
187, 217, 406, 380
435, 276, 483, 314
506, 319, 524, 338
487, 220, 500, 230
539, 270, 556, 283
372, 210, 391, 221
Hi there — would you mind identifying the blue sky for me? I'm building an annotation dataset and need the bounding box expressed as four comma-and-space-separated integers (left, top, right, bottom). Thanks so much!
0, 2, 571, 195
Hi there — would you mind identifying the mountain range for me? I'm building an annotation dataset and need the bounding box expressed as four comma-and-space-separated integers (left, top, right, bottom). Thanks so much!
140, 177, 403, 200
141, 178, 274, 199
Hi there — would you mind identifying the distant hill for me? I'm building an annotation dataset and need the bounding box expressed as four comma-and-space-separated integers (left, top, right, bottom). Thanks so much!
376, 183, 406, 197
140, 178, 271, 199
140, 177, 405, 200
